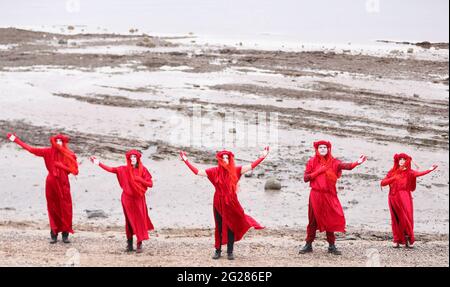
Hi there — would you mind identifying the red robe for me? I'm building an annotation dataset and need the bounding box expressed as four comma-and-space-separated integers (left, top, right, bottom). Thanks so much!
102, 164, 154, 242
381, 167, 432, 245
304, 157, 356, 233
206, 165, 263, 248
14, 139, 76, 234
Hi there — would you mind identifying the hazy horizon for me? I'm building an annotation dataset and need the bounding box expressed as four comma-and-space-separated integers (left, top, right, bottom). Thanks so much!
1, 0, 449, 43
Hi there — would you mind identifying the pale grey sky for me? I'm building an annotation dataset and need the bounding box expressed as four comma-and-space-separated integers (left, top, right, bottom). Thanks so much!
0, 0, 448, 42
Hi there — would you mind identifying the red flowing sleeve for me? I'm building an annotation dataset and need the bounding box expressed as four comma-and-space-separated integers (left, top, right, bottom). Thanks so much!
338, 162, 358, 171
413, 169, 433, 178
205, 167, 218, 185
99, 162, 118, 174
236, 166, 243, 180
14, 138, 48, 157
139, 168, 153, 188
55, 162, 77, 175
381, 172, 396, 187
303, 159, 314, 182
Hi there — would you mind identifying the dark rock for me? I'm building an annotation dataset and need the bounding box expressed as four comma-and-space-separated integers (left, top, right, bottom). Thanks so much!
85, 209, 108, 219
264, 177, 281, 190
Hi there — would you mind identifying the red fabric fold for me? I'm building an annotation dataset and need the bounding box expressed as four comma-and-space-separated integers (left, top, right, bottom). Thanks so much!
206, 150, 264, 248
12, 135, 77, 234
114, 150, 154, 242
382, 153, 420, 244
303, 141, 349, 234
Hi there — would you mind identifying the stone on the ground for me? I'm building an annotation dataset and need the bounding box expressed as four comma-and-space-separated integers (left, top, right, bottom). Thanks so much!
85, 209, 108, 219
264, 177, 281, 190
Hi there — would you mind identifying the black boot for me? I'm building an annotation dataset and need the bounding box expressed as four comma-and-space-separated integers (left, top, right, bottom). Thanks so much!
328, 244, 342, 255
62, 232, 70, 244
126, 239, 134, 252
212, 249, 222, 259
298, 242, 313, 254
50, 231, 58, 244
226, 229, 235, 260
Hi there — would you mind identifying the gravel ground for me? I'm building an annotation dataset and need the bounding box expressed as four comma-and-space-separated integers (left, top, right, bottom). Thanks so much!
0, 222, 447, 267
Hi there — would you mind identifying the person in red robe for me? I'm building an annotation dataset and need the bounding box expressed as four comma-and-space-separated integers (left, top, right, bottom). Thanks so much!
299, 140, 367, 255
180, 147, 269, 260
90, 150, 154, 253
380, 153, 438, 248
6, 132, 79, 244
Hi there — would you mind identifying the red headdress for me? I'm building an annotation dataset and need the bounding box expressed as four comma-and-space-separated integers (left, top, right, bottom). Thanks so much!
391, 153, 413, 171
216, 150, 238, 195
50, 134, 79, 175
126, 150, 147, 196
387, 153, 416, 191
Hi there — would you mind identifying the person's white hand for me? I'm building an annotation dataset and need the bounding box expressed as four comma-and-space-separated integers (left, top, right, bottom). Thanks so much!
357, 155, 367, 165
429, 164, 438, 171
260, 146, 270, 158
179, 151, 188, 162
89, 156, 100, 166
9, 134, 16, 142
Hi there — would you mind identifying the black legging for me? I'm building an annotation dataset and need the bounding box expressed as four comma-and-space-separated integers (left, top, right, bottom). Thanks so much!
214, 208, 235, 253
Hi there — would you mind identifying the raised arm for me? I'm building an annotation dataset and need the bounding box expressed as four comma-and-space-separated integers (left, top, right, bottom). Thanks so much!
179, 151, 207, 177
241, 146, 270, 174
89, 156, 118, 174
414, 164, 438, 178
7, 133, 46, 157
338, 155, 367, 171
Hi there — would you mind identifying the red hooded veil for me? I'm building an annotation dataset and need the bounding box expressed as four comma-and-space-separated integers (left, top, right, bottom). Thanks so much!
125, 150, 147, 196
385, 153, 417, 193
304, 140, 346, 233
50, 134, 79, 176
383, 153, 418, 245
205, 150, 263, 249
115, 150, 154, 242
6, 133, 78, 234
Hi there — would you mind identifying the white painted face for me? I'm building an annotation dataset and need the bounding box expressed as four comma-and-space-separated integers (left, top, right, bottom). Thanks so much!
130, 155, 138, 166
318, 145, 328, 156
56, 139, 63, 146
222, 154, 229, 165
399, 158, 406, 167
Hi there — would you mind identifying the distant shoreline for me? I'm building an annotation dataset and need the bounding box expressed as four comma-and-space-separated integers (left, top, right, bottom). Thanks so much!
376, 39, 449, 50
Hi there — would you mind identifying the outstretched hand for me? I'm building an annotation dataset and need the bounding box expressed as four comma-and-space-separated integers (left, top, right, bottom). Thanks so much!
6, 133, 16, 142
429, 164, 438, 171
89, 156, 100, 166
260, 146, 270, 158
179, 151, 188, 162
356, 154, 367, 165
179, 150, 201, 175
